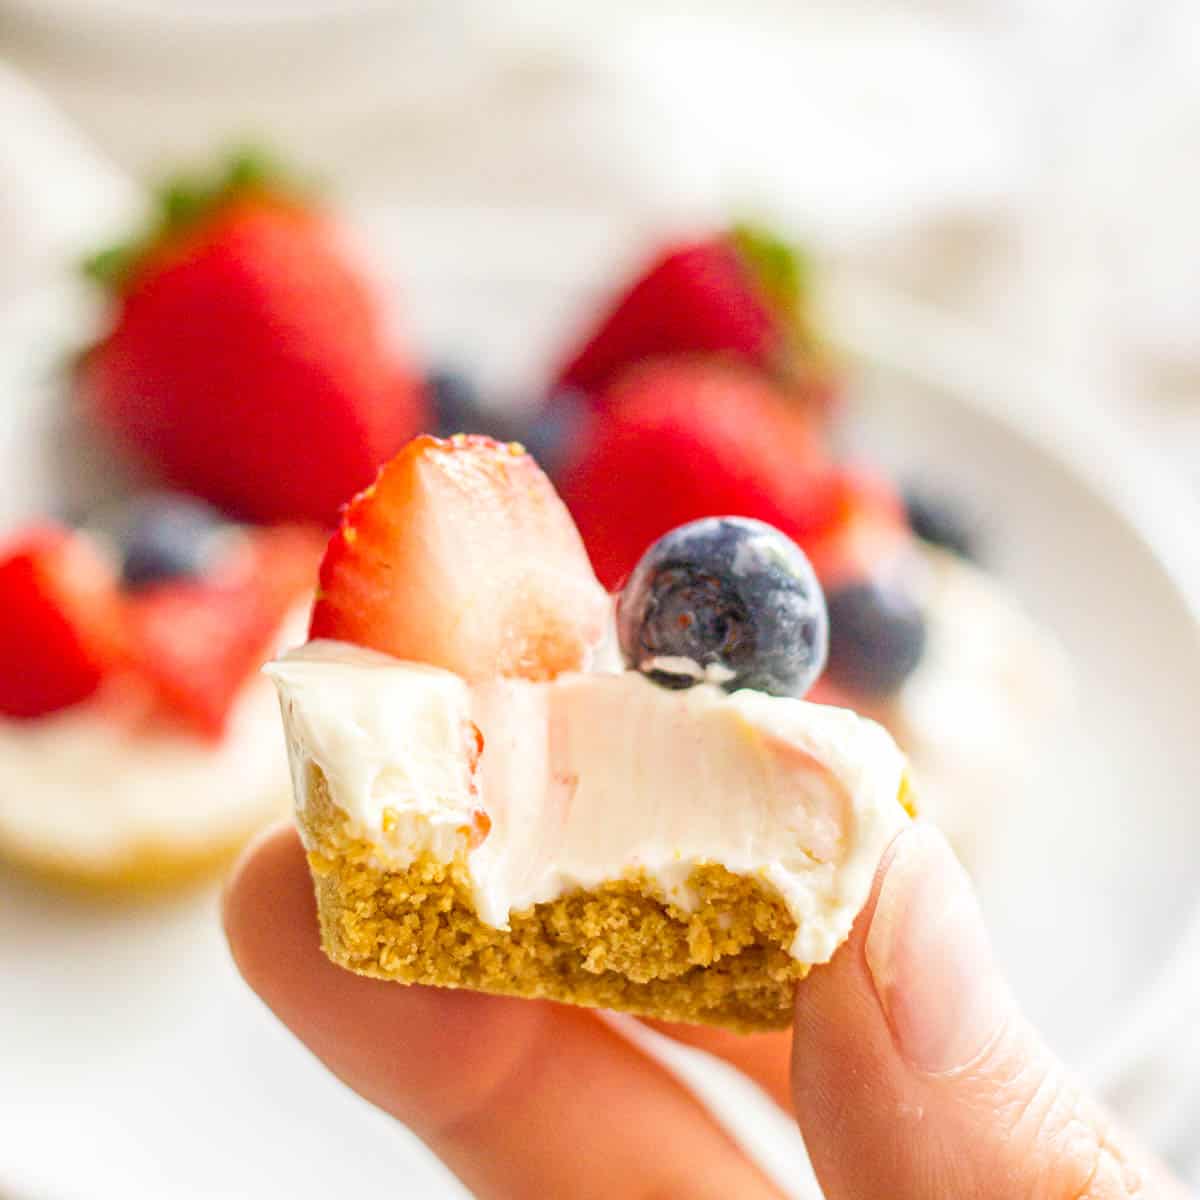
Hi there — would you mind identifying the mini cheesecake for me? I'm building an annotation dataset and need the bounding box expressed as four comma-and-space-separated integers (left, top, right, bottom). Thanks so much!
269, 435, 912, 1030
0, 515, 319, 890
0, 637, 301, 890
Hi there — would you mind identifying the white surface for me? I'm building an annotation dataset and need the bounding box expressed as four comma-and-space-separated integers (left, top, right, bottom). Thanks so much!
2, 254, 1200, 1195
271, 643, 908, 962
0, 62, 142, 305
887, 548, 1073, 868
826, 279, 1200, 1074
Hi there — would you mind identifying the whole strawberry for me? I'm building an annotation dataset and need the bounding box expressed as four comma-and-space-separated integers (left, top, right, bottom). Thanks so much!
81, 152, 426, 526
557, 358, 912, 593
554, 224, 838, 410
556, 359, 836, 590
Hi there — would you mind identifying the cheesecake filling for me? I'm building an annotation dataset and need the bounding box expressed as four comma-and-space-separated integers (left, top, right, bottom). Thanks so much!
268, 640, 910, 964
0, 605, 309, 871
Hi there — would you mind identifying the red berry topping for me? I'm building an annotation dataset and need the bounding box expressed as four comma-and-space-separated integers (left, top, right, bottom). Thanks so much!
0, 526, 126, 719
554, 225, 837, 409
556, 359, 833, 590
82, 153, 426, 525
802, 466, 910, 588
556, 237, 776, 396
128, 525, 321, 739
309, 435, 609, 682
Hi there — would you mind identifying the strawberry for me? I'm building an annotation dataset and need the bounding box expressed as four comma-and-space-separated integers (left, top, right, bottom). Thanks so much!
81, 152, 426, 526
128, 525, 320, 739
309, 435, 609, 681
556, 359, 836, 590
0, 526, 127, 719
246, 523, 326, 614
554, 225, 836, 407
127, 582, 271, 740
802, 466, 909, 588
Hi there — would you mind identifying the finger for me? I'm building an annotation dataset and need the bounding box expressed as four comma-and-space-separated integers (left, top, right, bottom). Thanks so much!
791, 822, 1190, 1200
224, 824, 785, 1200
643, 1021, 793, 1111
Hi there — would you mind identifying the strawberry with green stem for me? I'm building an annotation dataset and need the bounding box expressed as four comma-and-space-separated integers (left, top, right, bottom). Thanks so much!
82, 150, 426, 527
554, 224, 838, 412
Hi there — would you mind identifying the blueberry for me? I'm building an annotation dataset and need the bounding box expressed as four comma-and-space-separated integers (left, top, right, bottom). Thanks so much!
428, 367, 588, 475
117, 493, 225, 589
825, 580, 926, 696
427, 364, 532, 445
904, 487, 978, 561
427, 367, 485, 439
617, 517, 828, 699
522, 389, 588, 478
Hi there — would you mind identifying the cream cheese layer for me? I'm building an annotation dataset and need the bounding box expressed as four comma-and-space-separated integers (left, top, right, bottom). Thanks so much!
269, 640, 910, 964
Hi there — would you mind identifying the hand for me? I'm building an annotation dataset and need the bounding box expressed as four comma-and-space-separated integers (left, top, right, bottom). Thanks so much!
224, 822, 1188, 1199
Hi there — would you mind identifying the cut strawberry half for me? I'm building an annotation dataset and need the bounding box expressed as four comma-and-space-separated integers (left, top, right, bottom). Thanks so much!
309, 435, 609, 681
128, 525, 319, 739
0, 526, 127, 719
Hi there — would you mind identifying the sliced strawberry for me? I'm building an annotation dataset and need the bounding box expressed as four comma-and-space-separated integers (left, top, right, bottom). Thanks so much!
309, 435, 609, 681
556, 359, 834, 590
0, 526, 126, 719
127, 583, 270, 740
127, 524, 319, 739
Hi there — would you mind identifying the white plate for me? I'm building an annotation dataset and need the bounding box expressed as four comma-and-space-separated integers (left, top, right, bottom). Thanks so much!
1, 252, 1199, 1198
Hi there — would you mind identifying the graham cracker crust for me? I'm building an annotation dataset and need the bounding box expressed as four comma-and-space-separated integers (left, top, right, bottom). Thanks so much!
300, 767, 807, 1032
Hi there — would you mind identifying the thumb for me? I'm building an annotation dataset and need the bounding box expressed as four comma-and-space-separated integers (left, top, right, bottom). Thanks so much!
791, 823, 1189, 1200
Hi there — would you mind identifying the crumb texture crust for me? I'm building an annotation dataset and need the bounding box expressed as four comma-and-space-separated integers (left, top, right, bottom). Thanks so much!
302, 768, 807, 1032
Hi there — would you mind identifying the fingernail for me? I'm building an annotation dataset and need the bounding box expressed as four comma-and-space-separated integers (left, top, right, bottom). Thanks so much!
865, 823, 1010, 1074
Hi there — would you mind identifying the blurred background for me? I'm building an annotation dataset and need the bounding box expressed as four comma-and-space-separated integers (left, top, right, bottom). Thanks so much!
5, 0, 1200, 443
3, 2, 1200, 1198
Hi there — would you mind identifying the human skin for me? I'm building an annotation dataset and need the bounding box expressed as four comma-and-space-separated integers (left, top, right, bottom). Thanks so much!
224, 821, 1188, 1200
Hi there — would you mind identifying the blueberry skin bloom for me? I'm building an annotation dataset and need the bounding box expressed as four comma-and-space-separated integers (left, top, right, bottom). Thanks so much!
616, 517, 828, 699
